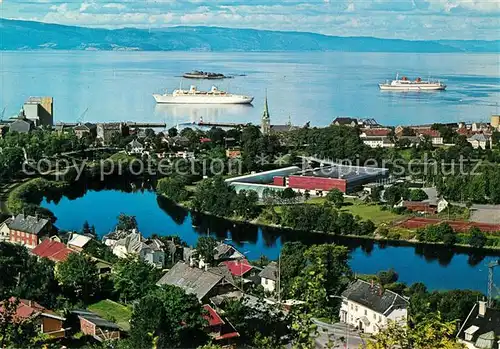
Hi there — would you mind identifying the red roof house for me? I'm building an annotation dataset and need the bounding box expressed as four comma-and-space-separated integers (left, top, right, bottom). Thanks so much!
31, 239, 75, 262
360, 128, 392, 137
221, 259, 253, 277
0, 298, 66, 338
203, 305, 240, 345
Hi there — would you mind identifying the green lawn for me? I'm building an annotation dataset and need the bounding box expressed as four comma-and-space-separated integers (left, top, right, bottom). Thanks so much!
340, 199, 401, 225
87, 299, 132, 331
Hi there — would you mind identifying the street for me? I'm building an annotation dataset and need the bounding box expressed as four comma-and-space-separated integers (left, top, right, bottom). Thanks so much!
313, 319, 365, 348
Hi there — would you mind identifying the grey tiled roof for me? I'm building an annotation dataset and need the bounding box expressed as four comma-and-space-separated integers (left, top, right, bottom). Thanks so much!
341, 279, 409, 316
258, 262, 278, 281
9, 119, 34, 133
156, 262, 224, 300
6, 214, 49, 235
72, 310, 121, 330
457, 303, 500, 349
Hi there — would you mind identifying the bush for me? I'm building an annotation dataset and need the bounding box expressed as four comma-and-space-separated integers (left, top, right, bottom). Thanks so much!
468, 227, 487, 248
377, 269, 399, 285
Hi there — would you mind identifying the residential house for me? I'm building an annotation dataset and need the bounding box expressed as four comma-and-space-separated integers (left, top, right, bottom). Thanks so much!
96, 123, 128, 145
31, 239, 74, 262
221, 259, 253, 278
127, 139, 144, 154
457, 301, 500, 349
332, 117, 358, 127
468, 133, 492, 150
73, 123, 97, 139
362, 136, 395, 148
226, 149, 242, 159
71, 310, 121, 342
203, 304, 240, 347
395, 200, 437, 214
339, 279, 409, 334
156, 262, 236, 302
360, 128, 392, 138
67, 233, 93, 252
0, 214, 52, 248
108, 230, 165, 268
259, 262, 278, 293
165, 135, 190, 148
0, 298, 66, 338
417, 129, 444, 145
9, 113, 34, 134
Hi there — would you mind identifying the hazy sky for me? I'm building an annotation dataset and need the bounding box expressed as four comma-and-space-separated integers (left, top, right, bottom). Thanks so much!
1, 0, 499, 40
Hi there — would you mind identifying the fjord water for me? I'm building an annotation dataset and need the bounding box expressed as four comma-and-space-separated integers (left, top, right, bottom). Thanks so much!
1, 51, 499, 126
42, 189, 500, 292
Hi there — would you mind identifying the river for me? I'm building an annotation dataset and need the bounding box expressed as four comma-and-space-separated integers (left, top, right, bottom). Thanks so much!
41, 186, 500, 293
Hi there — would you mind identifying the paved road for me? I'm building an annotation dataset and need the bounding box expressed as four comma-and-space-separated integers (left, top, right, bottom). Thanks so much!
313, 320, 365, 348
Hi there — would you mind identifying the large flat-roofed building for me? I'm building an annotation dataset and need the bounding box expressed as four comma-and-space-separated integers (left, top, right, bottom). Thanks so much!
23, 97, 53, 127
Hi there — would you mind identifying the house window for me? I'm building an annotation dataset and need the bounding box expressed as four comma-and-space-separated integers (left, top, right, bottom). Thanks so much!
355, 306, 358, 312
364, 310, 367, 316
373, 313, 376, 320
350, 304, 353, 310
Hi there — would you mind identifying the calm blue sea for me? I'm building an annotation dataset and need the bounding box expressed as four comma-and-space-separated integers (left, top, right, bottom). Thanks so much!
1, 51, 499, 127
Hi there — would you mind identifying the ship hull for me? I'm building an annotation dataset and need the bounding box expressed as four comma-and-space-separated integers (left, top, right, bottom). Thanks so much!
153, 94, 254, 104
379, 84, 446, 91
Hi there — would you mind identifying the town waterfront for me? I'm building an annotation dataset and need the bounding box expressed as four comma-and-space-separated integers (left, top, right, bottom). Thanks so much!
42, 188, 500, 292
1, 51, 499, 127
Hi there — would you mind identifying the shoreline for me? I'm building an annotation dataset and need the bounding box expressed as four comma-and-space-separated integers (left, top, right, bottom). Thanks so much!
161, 194, 500, 254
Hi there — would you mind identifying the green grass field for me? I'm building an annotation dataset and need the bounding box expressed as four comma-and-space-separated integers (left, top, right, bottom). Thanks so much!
340, 199, 401, 224
88, 299, 132, 331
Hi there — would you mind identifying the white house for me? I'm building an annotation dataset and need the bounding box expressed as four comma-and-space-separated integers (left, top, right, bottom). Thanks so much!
361, 136, 395, 149
339, 279, 409, 334
259, 262, 278, 293
105, 230, 165, 268
467, 134, 492, 150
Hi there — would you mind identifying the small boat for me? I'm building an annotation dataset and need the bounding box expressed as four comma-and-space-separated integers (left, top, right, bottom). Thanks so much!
379, 74, 446, 91
183, 71, 227, 79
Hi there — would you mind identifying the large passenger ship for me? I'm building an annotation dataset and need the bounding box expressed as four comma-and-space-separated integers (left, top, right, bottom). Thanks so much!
379, 74, 446, 91
153, 85, 254, 104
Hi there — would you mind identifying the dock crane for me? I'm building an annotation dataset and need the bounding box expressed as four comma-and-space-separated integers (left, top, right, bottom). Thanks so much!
488, 259, 499, 307
0, 106, 6, 122
76, 107, 89, 124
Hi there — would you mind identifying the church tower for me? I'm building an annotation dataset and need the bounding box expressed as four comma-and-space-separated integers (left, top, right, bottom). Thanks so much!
261, 92, 271, 136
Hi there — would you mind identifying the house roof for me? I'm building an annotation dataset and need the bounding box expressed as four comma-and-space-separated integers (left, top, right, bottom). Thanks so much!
1, 298, 65, 322
361, 128, 392, 137
128, 139, 144, 148
468, 133, 490, 142
9, 118, 34, 133
259, 262, 278, 281
74, 123, 96, 131
222, 259, 253, 277
214, 243, 244, 261
333, 117, 357, 125
203, 304, 225, 327
457, 303, 500, 349
270, 124, 299, 133
6, 214, 50, 235
156, 262, 225, 300
68, 233, 92, 248
72, 309, 121, 330
31, 239, 74, 262
418, 129, 441, 138
341, 279, 409, 316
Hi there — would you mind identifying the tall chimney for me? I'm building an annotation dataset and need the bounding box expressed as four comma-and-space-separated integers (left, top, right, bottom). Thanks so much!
478, 301, 487, 317
371, 279, 374, 288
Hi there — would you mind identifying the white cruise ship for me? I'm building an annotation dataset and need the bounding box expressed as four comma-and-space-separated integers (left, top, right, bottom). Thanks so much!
379, 75, 446, 91
153, 85, 254, 104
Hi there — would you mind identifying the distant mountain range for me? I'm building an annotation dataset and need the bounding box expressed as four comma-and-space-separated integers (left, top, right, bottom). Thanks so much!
1, 18, 499, 53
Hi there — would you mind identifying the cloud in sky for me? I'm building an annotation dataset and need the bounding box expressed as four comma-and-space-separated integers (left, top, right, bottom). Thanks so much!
2, 0, 500, 39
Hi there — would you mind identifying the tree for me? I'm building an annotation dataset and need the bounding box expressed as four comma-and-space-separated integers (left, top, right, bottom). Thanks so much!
231, 190, 259, 219
195, 236, 218, 266
366, 313, 465, 349
82, 220, 91, 235
288, 305, 318, 349
56, 253, 100, 304
157, 176, 189, 203
468, 227, 487, 248
192, 176, 236, 216
0, 298, 39, 348
325, 189, 344, 208
377, 269, 398, 285
113, 257, 162, 303
370, 186, 383, 202
129, 285, 208, 349
410, 189, 429, 201
116, 213, 138, 231
290, 244, 351, 318
280, 242, 307, 296
168, 127, 178, 138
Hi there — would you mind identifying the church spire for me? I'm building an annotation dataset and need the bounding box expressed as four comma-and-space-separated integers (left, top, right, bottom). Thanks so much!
261, 90, 271, 135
